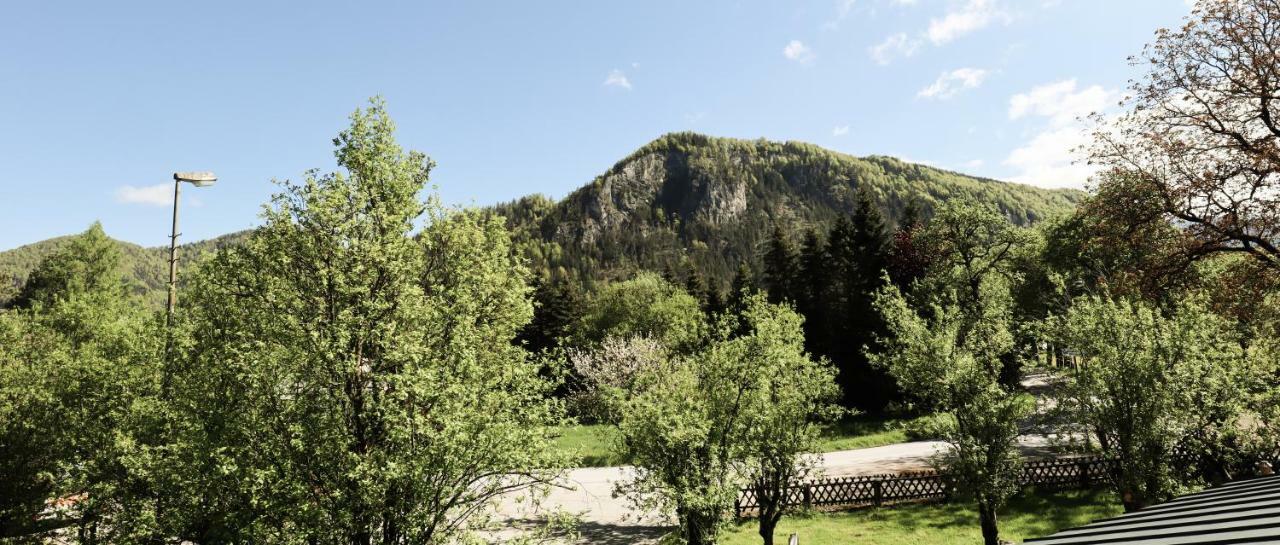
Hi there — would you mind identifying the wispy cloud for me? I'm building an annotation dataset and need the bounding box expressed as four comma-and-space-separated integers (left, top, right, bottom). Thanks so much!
115, 184, 173, 206
963, 159, 985, 169
870, 0, 1011, 65
1008, 78, 1114, 126
926, 0, 1011, 45
917, 67, 989, 100
869, 32, 920, 65
832, 125, 851, 136
603, 69, 632, 90
783, 40, 815, 63
1003, 79, 1117, 188
822, 0, 858, 30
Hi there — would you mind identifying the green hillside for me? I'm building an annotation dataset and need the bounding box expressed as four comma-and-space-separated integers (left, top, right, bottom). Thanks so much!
0, 231, 247, 308
494, 132, 1086, 290
2, 132, 1085, 305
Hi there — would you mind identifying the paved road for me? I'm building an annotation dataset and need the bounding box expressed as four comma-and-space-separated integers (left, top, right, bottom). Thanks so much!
490, 373, 1070, 543
489, 435, 1062, 543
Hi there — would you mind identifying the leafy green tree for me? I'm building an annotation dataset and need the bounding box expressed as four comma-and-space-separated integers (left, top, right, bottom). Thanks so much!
616, 294, 839, 545
9, 222, 126, 309
1051, 296, 1265, 510
888, 200, 930, 291
577, 271, 707, 353
0, 225, 159, 542
736, 295, 842, 545
871, 200, 1032, 545
163, 99, 565, 544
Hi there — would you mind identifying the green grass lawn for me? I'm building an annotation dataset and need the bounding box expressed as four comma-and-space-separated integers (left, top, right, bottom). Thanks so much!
550, 424, 626, 467
717, 488, 1123, 545
552, 415, 929, 468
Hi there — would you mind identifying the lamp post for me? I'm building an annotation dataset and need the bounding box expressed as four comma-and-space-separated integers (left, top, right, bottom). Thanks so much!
168, 171, 216, 323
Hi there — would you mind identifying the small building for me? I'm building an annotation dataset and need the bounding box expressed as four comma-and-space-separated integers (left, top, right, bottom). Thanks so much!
1026, 474, 1280, 544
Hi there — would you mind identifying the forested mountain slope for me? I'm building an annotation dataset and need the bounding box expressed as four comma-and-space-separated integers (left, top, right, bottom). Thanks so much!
494, 132, 1085, 290
2, 132, 1084, 305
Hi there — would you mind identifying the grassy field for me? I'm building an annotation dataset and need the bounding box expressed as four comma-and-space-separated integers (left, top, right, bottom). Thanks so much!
717, 488, 1123, 545
552, 415, 929, 468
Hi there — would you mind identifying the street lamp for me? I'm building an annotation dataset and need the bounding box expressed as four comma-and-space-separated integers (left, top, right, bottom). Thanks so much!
167, 171, 216, 321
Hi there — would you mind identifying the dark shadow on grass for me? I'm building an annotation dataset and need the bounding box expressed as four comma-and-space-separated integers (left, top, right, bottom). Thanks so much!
498, 518, 673, 545
572, 521, 673, 545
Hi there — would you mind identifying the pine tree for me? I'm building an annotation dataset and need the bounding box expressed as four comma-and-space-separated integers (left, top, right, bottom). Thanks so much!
763, 224, 799, 304
728, 260, 757, 316
518, 276, 583, 355
845, 189, 897, 411
796, 229, 828, 356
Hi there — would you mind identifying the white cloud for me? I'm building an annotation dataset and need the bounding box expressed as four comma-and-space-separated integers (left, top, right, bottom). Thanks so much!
1002, 79, 1118, 188
1008, 79, 1114, 126
783, 40, 815, 63
891, 0, 919, 5
869, 32, 920, 65
603, 69, 631, 90
963, 159, 985, 169
926, 0, 1011, 45
115, 184, 173, 206
917, 67, 989, 100
833, 125, 851, 136
1004, 125, 1096, 187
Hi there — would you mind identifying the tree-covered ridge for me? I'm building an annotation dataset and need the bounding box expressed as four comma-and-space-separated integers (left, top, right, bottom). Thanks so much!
0, 231, 248, 308
1, 132, 1081, 307
494, 132, 1086, 292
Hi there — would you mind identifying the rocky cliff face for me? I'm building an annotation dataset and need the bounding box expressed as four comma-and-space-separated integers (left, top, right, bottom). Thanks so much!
497, 132, 1088, 290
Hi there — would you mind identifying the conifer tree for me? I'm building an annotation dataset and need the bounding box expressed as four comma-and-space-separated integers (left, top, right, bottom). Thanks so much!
763, 224, 799, 304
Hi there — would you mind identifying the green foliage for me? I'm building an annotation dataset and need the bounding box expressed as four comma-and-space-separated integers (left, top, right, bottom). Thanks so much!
617, 293, 840, 545
151, 99, 565, 544
1050, 295, 1268, 511
0, 226, 160, 541
575, 271, 707, 353
494, 132, 1083, 296
8, 223, 126, 308
870, 199, 1033, 545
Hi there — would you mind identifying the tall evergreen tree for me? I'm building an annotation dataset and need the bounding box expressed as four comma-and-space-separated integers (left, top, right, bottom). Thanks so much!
762, 224, 799, 304
518, 276, 583, 355
844, 189, 897, 411
796, 229, 829, 356
728, 260, 757, 316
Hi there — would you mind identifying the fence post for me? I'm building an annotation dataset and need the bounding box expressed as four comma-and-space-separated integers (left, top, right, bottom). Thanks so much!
802, 483, 813, 509
1078, 459, 1090, 490
873, 479, 883, 506
734, 496, 741, 520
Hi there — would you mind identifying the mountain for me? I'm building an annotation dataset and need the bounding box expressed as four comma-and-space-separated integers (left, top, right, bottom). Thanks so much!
493, 132, 1086, 291
1, 132, 1086, 305
0, 231, 247, 308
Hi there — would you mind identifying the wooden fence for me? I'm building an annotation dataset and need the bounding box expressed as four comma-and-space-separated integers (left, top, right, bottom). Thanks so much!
734, 456, 1113, 518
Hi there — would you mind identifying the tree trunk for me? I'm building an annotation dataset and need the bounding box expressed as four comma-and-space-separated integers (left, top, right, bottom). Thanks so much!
759, 515, 778, 545
978, 501, 999, 545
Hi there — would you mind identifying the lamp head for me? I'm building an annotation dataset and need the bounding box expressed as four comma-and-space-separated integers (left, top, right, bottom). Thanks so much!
174, 171, 217, 187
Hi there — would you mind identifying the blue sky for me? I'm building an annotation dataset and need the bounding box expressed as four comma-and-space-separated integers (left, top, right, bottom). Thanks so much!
0, 0, 1192, 250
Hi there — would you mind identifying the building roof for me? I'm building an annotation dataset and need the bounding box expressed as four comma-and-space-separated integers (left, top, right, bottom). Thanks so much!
1025, 474, 1280, 545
